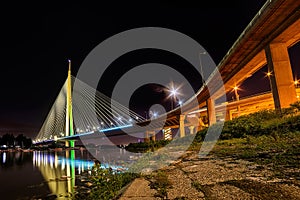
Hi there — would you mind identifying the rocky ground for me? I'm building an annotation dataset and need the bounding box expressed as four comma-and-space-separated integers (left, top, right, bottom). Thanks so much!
119, 151, 300, 200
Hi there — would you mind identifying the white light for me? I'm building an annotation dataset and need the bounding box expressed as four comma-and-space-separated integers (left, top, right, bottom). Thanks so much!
3, 152, 6, 164
170, 88, 178, 97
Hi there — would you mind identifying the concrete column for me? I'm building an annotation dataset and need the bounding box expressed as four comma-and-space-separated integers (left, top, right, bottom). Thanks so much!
145, 131, 156, 142
225, 110, 231, 121
150, 131, 156, 141
179, 114, 186, 138
189, 126, 195, 134
197, 117, 206, 132
207, 98, 216, 125
144, 131, 150, 142
265, 43, 297, 109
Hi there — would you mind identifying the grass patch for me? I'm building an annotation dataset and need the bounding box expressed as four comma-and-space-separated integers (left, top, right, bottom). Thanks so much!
211, 131, 300, 178
145, 170, 172, 199
74, 164, 139, 200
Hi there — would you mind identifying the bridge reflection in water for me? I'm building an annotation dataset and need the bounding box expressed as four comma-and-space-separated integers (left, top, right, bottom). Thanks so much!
32, 150, 126, 199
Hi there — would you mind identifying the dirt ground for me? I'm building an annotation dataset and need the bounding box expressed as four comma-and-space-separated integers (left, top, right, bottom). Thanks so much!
120, 151, 300, 199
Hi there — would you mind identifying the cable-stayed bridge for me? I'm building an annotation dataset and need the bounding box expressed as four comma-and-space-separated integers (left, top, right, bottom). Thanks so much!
34, 62, 149, 146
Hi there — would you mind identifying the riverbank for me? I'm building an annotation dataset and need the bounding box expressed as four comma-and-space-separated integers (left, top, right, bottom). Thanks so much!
74, 105, 300, 199
118, 106, 300, 199
119, 132, 300, 199
0, 148, 33, 152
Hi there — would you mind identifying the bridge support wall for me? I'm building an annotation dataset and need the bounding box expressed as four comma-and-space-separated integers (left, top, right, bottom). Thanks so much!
179, 115, 185, 137
189, 126, 195, 134
145, 130, 156, 142
207, 98, 216, 125
265, 43, 297, 109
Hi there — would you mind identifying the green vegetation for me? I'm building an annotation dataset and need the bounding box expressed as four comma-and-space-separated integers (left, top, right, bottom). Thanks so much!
146, 170, 172, 199
125, 140, 170, 153
74, 164, 139, 200
189, 102, 300, 146
200, 102, 300, 179
212, 131, 300, 179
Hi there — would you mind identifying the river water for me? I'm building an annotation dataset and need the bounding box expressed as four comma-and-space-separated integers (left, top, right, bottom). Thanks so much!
0, 149, 131, 200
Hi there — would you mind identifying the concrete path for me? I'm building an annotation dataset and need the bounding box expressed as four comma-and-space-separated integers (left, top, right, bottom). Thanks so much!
119, 153, 300, 199
119, 178, 160, 200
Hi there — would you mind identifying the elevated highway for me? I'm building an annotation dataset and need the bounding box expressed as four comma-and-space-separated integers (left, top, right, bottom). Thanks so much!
167, 0, 300, 122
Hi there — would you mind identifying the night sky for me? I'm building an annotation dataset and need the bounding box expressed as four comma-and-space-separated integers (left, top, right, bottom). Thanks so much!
0, 1, 299, 138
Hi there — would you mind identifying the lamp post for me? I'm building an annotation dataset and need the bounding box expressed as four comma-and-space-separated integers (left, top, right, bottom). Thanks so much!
266, 71, 273, 90
199, 52, 207, 86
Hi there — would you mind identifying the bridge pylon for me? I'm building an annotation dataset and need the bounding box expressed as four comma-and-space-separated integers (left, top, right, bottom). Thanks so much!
65, 60, 75, 147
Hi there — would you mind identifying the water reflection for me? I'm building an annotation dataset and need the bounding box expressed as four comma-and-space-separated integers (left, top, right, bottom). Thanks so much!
32, 150, 128, 199
0, 150, 32, 168
0, 149, 131, 199
2, 152, 6, 163
33, 150, 93, 198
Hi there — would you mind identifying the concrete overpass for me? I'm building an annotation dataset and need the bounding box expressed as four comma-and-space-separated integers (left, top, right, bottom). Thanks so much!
151, 0, 300, 140
200, 0, 300, 121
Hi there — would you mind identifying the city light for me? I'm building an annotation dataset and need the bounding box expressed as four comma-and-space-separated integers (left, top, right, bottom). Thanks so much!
294, 79, 299, 87
178, 100, 183, 106
167, 82, 183, 110
149, 111, 158, 119
170, 87, 179, 97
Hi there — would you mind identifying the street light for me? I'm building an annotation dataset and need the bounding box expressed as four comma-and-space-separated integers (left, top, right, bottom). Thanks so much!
233, 86, 239, 100
294, 80, 299, 88
178, 100, 183, 106
166, 82, 183, 110
149, 110, 158, 119
169, 87, 179, 110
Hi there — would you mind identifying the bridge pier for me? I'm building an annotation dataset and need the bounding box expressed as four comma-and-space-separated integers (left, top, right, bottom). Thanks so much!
179, 115, 186, 137
265, 43, 297, 110
189, 126, 195, 134
207, 98, 216, 125
145, 130, 156, 142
